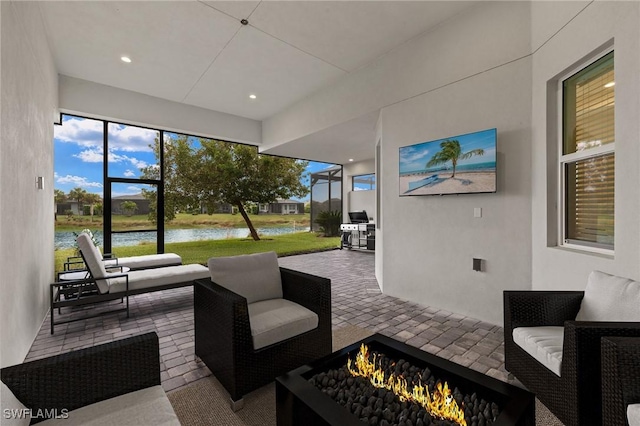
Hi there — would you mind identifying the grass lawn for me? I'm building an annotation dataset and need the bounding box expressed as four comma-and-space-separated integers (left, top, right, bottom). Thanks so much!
55, 231, 339, 273
55, 213, 311, 232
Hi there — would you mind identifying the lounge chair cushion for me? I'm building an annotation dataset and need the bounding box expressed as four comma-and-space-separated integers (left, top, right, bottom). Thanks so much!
104, 253, 182, 270
575, 271, 640, 322
247, 298, 318, 350
38, 385, 179, 426
1, 381, 30, 426
107, 264, 209, 294
208, 251, 283, 304
628, 404, 640, 426
77, 233, 110, 294
513, 326, 564, 377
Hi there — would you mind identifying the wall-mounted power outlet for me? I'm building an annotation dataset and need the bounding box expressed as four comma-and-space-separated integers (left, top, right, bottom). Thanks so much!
473, 258, 483, 272
474, 207, 482, 218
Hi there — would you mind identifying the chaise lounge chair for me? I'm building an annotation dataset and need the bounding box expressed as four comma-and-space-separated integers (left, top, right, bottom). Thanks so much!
50, 233, 209, 334
63, 233, 182, 272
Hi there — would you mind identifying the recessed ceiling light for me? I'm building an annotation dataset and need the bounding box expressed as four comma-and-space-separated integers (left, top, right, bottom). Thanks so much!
249, 94, 257, 99
121, 56, 132, 63
348, 159, 354, 162
604, 81, 615, 88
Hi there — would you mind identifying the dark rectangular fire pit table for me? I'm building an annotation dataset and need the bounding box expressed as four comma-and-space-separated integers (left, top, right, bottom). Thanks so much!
276, 334, 534, 426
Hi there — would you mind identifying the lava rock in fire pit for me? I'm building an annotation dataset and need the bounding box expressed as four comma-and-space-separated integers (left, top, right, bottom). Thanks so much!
308, 348, 503, 426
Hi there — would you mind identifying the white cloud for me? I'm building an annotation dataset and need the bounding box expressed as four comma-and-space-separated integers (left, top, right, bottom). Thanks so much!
74, 149, 103, 163
54, 117, 103, 149
55, 174, 103, 188
55, 116, 157, 153
123, 170, 136, 177
72, 147, 149, 169
400, 145, 430, 164
107, 123, 157, 153
126, 156, 148, 169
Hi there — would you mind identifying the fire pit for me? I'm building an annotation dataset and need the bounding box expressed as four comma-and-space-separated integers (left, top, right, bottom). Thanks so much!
276, 334, 534, 426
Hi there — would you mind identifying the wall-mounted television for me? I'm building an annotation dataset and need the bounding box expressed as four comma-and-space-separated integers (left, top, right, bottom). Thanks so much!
399, 128, 497, 196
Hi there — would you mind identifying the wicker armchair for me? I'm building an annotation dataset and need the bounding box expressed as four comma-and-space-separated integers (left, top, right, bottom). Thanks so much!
194, 267, 332, 410
602, 337, 640, 426
504, 291, 640, 426
1, 333, 164, 424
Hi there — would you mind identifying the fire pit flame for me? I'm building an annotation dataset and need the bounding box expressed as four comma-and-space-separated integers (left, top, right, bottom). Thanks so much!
347, 344, 467, 426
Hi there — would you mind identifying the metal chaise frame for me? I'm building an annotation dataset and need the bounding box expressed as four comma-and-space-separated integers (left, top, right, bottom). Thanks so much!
50, 249, 196, 334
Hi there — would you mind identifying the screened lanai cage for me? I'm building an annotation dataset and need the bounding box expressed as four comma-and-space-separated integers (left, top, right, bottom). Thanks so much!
310, 166, 342, 232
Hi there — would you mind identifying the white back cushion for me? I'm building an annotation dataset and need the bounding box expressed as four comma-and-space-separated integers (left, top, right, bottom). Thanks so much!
1, 381, 30, 426
208, 251, 282, 304
77, 233, 110, 294
628, 404, 640, 426
575, 271, 640, 322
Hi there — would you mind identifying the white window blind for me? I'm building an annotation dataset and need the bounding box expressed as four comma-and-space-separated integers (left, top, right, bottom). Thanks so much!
562, 51, 614, 250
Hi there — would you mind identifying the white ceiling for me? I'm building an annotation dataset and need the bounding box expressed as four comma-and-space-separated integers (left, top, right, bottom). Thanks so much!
39, 1, 476, 161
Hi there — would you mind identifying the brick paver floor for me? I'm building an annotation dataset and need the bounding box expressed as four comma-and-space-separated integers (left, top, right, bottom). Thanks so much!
27, 249, 510, 392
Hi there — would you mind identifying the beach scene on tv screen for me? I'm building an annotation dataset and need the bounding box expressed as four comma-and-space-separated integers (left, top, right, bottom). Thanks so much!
399, 129, 497, 196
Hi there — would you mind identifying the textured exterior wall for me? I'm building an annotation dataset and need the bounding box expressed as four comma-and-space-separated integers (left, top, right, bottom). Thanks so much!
530, 1, 640, 289
0, 1, 58, 367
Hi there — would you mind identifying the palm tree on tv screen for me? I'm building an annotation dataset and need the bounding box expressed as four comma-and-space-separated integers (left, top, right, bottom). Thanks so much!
426, 139, 484, 178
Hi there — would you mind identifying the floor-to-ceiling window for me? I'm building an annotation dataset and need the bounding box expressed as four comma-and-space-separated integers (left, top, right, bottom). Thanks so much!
54, 114, 340, 263
105, 123, 163, 254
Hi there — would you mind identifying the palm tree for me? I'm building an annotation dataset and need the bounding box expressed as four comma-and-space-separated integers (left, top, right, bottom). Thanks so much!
426, 139, 484, 178
68, 187, 88, 215
85, 192, 102, 221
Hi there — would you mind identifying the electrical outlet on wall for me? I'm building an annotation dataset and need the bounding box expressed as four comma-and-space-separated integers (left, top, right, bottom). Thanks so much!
474, 207, 482, 218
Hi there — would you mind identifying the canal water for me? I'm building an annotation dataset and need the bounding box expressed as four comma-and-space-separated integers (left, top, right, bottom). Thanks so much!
55, 226, 310, 249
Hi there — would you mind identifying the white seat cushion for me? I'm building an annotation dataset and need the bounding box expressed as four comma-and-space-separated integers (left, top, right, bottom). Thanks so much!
208, 251, 282, 304
107, 264, 209, 294
513, 326, 564, 377
576, 271, 640, 322
628, 404, 640, 426
1, 381, 30, 426
247, 298, 318, 350
104, 253, 182, 270
39, 385, 179, 426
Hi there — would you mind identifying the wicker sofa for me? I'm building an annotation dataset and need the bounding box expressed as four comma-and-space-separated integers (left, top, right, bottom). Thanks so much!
602, 337, 640, 426
0, 332, 179, 425
504, 271, 640, 426
194, 252, 332, 410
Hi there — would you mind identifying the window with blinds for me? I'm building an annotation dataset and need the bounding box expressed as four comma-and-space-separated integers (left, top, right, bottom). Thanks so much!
561, 51, 615, 250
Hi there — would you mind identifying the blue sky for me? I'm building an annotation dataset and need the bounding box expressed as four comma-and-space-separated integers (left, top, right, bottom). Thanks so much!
54, 115, 335, 201
399, 128, 497, 174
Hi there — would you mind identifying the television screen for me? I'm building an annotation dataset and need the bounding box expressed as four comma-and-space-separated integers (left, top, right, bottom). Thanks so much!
399, 128, 497, 196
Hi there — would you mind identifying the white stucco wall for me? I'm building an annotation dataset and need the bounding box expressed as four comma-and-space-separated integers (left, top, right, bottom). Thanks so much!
530, 1, 640, 289
343, 159, 375, 222
381, 55, 533, 325
1, 1, 58, 367
264, 2, 535, 324
59, 75, 262, 145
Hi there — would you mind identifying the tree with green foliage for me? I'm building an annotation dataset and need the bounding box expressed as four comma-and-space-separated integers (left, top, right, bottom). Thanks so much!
426, 139, 484, 178
68, 187, 89, 215
54, 189, 67, 204
141, 135, 309, 241
85, 192, 102, 220
120, 200, 138, 216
